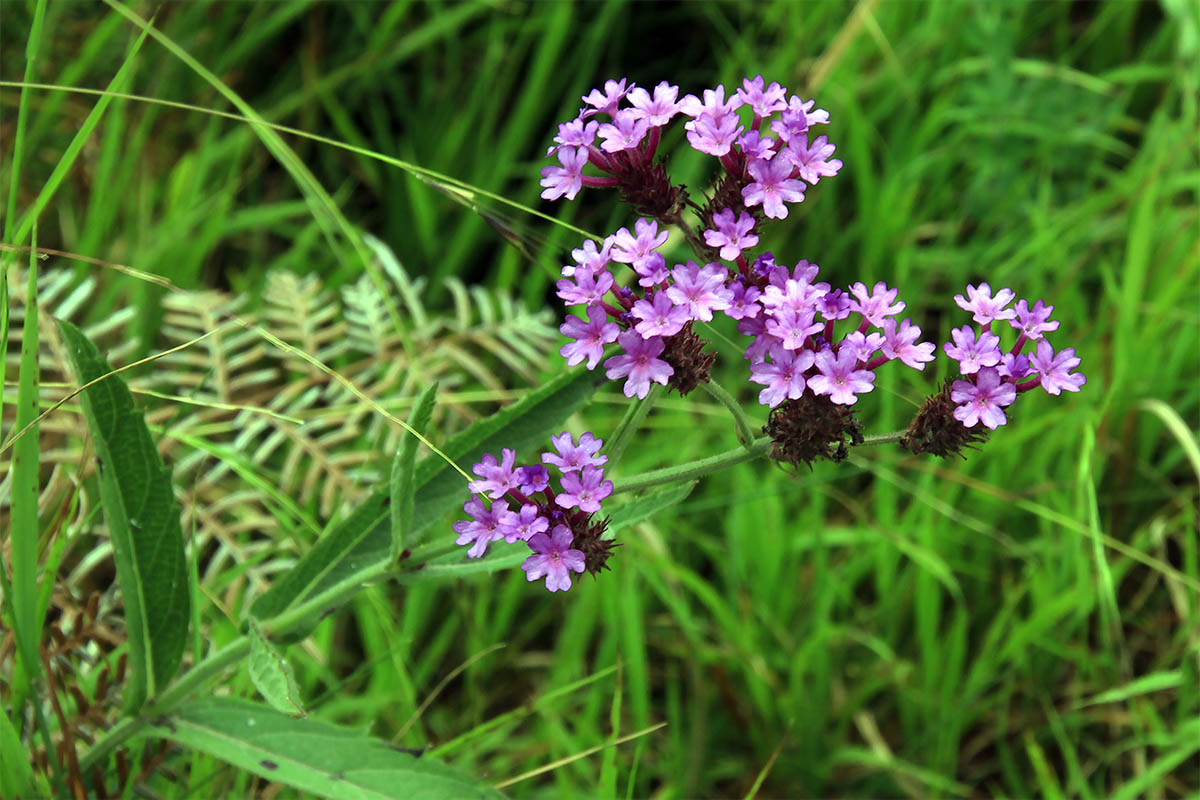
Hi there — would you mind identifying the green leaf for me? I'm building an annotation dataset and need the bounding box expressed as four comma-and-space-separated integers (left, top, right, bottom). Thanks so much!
391, 383, 438, 558
247, 620, 305, 717
151, 697, 504, 800
60, 321, 189, 711
250, 368, 598, 624
1077, 670, 1182, 707
0, 707, 35, 800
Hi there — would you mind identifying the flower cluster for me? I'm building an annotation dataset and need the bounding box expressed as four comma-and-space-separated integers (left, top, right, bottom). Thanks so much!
941, 283, 1085, 430
541, 76, 841, 224
453, 432, 617, 592
556, 219, 723, 398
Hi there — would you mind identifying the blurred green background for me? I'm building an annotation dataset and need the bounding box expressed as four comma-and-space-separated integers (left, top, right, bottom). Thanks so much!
2, 0, 1198, 797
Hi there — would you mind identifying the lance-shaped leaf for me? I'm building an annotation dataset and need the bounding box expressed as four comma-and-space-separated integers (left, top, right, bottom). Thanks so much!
247, 620, 305, 717
391, 383, 438, 558
151, 697, 503, 800
250, 368, 599, 625
61, 321, 189, 711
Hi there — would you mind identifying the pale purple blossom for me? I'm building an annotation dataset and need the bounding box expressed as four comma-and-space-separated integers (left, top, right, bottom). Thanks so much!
564, 237, 613, 277
543, 431, 608, 473
626, 81, 682, 126
840, 331, 884, 363
765, 307, 823, 350
808, 347, 876, 405
505, 505, 548, 544
815, 289, 851, 321
666, 262, 733, 321
522, 525, 586, 592
631, 291, 690, 338
848, 281, 906, 326
539, 146, 589, 201
954, 283, 1017, 325
785, 135, 842, 184
761, 276, 826, 314
454, 498, 515, 558
598, 108, 650, 153
582, 78, 633, 117
951, 368, 1016, 430
737, 130, 776, 160
685, 112, 744, 157
604, 331, 674, 398
724, 281, 763, 320
997, 352, 1032, 381
468, 448, 517, 499
943, 325, 1002, 375
743, 157, 806, 219
1010, 299, 1059, 340
610, 218, 669, 264
556, 267, 614, 307
515, 465, 550, 495
547, 117, 599, 156
679, 84, 743, 118
737, 75, 789, 118
1029, 341, 1086, 395
555, 465, 614, 514
738, 316, 772, 362
703, 209, 759, 261
750, 348, 814, 408
633, 251, 670, 287
560, 305, 620, 369
880, 318, 935, 370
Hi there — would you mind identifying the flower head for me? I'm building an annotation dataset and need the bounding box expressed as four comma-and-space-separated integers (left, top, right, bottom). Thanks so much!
1029, 340, 1086, 395
582, 78, 633, 117
666, 262, 733, 321
954, 283, 1017, 325
951, 367, 1016, 429
555, 465, 614, 513
453, 498, 515, 558
1010, 299, 1059, 340
539, 146, 589, 201
560, 305, 620, 369
631, 291, 690, 338
743, 157, 806, 219
543, 431, 608, 473
943, 325, 1002, 375
750, 347, 814, 408
703, 209, 759, 261
785, 135, 842, 185
848, 281, 906, 327
625, 81, 681, 126
522, 526, 586, 592
604, 331, 674, 398
468, 448, 517, 499
808, 347, 876, 405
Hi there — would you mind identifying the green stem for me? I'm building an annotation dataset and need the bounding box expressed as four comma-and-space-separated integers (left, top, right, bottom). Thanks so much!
612, 436, 773, 495
860, 430, 907, 447
606, 384, 660, 464
700, 379, 757, 450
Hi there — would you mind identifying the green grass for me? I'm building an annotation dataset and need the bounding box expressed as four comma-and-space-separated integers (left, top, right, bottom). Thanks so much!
2, 0, 1198, 797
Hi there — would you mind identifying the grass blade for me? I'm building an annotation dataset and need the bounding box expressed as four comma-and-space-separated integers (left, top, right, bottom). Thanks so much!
391, 383, 438, 557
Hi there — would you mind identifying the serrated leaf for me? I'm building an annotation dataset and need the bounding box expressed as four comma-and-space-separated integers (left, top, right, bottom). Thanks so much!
248, 620, 305, 717
152, 697, 503, 800
392, 383, 438, 558
61, 321, 189, 710
250, 368, 598, 625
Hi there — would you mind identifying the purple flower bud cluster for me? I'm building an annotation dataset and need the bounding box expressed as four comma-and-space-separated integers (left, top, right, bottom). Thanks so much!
557, 219, 731, 398
735, 256, 935, 408
542, 76, 841, 223
454, 432, 616, 592
943, 283, 1085, 429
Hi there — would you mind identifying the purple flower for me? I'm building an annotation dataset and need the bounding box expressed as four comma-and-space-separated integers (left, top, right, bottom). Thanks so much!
703, 208, 759, 261
848, 281, 906, 326
547, 117, 598, 156
815, 289, 851, 321
556, 267, 614, 307
1029, 340, 1086, 395
543, 431, 608, 473
521, 525, 586, 592
808, 347, 876, 405
560, 305, 620, 369
737, 75, 788, 118
742, 157, 806, 219
750, 348, 815, 408
954, 283, 1017, 325
685, 112, 744, 157
951, 367, 1016, 429
582, 78, 633, 117
997, 352, 1032, 381
943, 325, 1002, 375
738, 316, 773, 362
679, 84, 743, 118
564, 237, 612, 277
724, 281, 763, 320
468, 448, 517, 499
633, 251, 670, 287
789, 95, 830, 126
666, 262, 733, 321
737, 130, 776, 161
626, 81, 682, 126
880, 318, 935, 370
555, 465, 614, 513
761, 276, 825, 315
765, 307, 823, 350
505, 504, 548, 544
840, 330, 884, 363
539, 146, 589, 201
515, 465, 550, 494
610, 218, 669, 264
631, 291, 690, 338
784, 135, 842, 184
454, 498, 515, 558
598, 108, 650, 153
604, 331, 674, 398
1010, 299, 1059, 340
